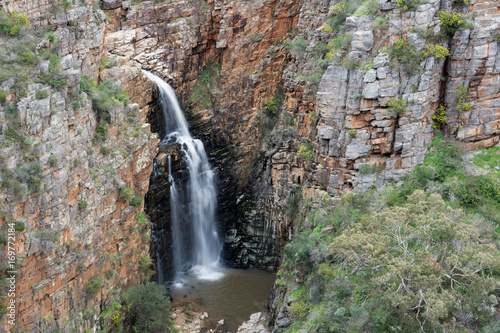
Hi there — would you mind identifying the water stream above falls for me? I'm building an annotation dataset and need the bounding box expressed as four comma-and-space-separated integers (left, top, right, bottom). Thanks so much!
144, 71, 276, 331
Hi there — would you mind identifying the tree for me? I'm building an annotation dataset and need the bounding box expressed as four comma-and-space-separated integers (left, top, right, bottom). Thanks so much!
328, 190, 499, 332
122, 282, 172, 332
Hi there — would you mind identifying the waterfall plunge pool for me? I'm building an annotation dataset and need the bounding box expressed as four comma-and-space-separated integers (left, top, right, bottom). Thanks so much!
168, 267, 276, 332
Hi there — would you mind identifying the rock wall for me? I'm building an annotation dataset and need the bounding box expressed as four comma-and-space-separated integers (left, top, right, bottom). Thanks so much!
0, 1, 159, 331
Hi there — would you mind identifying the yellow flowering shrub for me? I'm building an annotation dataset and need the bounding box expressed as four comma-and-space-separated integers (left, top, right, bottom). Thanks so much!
395, 0, 421, 11
325, 42, 338, 61
0, 11, 31, 36
423, 44, 450, 59
439, 11, 466, 37
330, 2, 349, 16
432, 104, 446, 128
320, 23, 334, 33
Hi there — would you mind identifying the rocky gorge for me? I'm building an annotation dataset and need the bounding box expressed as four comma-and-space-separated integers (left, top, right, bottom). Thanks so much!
0, 0, 499, 332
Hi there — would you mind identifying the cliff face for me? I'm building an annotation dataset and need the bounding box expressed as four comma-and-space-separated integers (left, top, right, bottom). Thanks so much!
0, 0, 159, 331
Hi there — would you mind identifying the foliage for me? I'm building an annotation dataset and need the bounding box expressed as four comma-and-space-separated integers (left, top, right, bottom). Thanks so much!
390, 37, 423, 75
78, 200, 88, 211
35, 90, 49, 100
276, 136, 500, 332
85, 276, 104, 298
395, 0, 421, 11
354, 0, 380, 16
80, 76, 129, 122
130, 196, 142, 207
330, 1, 349, 20
348, 129, 356, 138
266, 97, 282, 118
119, 188, 134, 201
454, 84, 472, 112
387, 98, 407, 115
0, 11, 31, 36
39, 50, 66, 90
473, 146, 500, 170
188, 61, 221, 111
121, 282, 172, 333
439, 11, 467, 37
452, 0, 470, 6
328, 190, 498, 332
286, 37, 310, 59
423, 44, 450, 59
432, 104, 446, 128
298, 143, 314, 161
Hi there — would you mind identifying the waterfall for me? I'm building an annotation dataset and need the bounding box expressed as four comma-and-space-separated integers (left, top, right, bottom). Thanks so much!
144, 71, 222, 281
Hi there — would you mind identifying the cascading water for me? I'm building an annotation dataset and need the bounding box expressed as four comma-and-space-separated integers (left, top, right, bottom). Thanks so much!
144, 71, 222, 281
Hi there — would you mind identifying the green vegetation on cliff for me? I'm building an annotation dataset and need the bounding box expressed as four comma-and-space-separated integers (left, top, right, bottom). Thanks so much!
276, 137, 500, 332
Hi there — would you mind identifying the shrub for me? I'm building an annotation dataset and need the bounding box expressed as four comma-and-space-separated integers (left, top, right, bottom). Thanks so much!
298, 143, 314, 161
38, 50, 66, 90
85, 276, 104, 298
439, 11, 466, 37
130, 196, 142, 207
35, 90, 49, 100
119, 188, 134, 201
122, 282, 172, 333
188, 61, 221, 111
0, 90, 7, 103
432, 104, 446, 128
14, 221, 25, 232
94, 123, 109, 143
286, 37, 310, 59
423, 44, 450, 59
72, 101, 81, 111
390, 37, 423, 74
454, 84, 472, 112
266, 97, 282, 118
348, 129, 356, 138
78, 200, 88, 211
395, 0, 421, 11
105, 269, 115, 280
80, 76, 129, 122
452, 0, 469, 6
48, 155, 59, 167
387, 98, 407, 115
0, 11, 31, 36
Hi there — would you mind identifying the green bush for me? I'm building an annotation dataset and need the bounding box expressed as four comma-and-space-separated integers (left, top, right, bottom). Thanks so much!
35, 90, 49, 100
390, 37, 423, 74
48, 155, 59, 167
266, 97, 282, 118
395, 0, 421, 11
130, 196, 142, 207
80, 76, 129, 123
0, 90, 7, 103
286, 37, 310, 59
0, 11, 31, 36
78, 200, 88, 211
188, 61, 221, 111
120, 188, 134, 201
387, 98, 407, 115
85, 276, 104, 298
298, 143, 314, 161
121, 282, 172, 333
14, 221, 25, 232
94, 123, 109, 143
